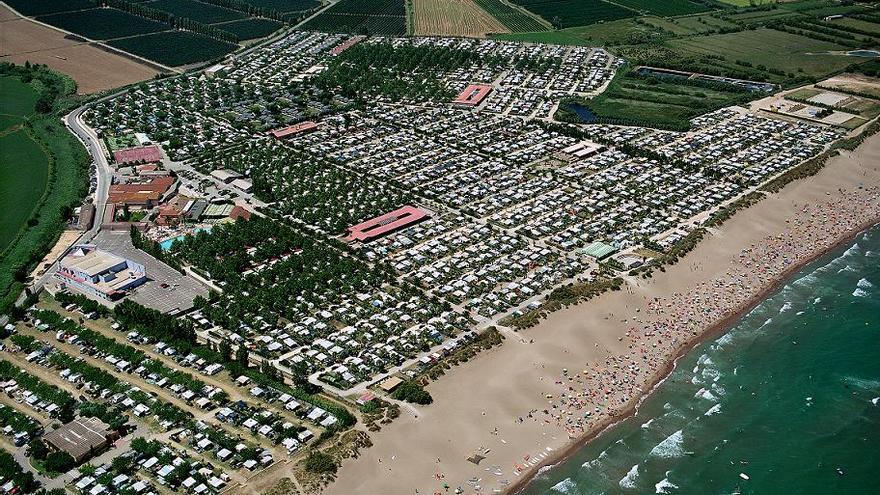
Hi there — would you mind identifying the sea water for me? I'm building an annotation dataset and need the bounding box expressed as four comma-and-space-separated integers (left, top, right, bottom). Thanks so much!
522, 225, 880, 495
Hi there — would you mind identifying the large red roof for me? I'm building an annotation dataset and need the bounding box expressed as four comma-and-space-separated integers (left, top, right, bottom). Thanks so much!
113, 145, 162, 165
346, 206, 429, 243
268, 121, 318, 139
453, 84, 493, 107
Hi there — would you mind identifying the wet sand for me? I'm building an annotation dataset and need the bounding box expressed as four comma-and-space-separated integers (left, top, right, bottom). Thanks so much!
324, 133, 880, 495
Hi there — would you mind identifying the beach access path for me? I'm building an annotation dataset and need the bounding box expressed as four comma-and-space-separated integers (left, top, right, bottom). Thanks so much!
324, 133, 880, 495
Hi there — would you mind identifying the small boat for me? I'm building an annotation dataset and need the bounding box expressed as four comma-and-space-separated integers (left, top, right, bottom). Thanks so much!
739, 472, 750, 480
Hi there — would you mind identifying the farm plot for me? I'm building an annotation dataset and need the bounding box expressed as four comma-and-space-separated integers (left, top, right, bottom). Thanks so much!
214, 18, 283, 40
668, 28, 862, 79
0, 79, 48, 253
510, 0, 636, 29
108, 31, 237, 67
36, 8, 168, 40
2, 0, 96, 16
243, 0, 321, 12
413, 0, 509, 37
302, 0, 406, 35
145, 0, 246, 24
473, 0, 547, 32
611, 0, 711, 17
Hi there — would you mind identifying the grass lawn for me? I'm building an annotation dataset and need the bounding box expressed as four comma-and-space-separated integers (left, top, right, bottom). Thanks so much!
0, 130, 50, 252
667, 28, 858, 78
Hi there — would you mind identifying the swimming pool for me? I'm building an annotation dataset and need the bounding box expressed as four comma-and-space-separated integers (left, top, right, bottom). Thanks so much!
159, 227, 211, 251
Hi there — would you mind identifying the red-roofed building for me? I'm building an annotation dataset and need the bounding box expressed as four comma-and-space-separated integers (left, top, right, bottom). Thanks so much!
345, 206, 429, 243
268, 121, 318, 140
113, 145, 162, 165
330, 35, 365, 56
229, 205, 252, 221
452, 84, 493, 107
108, 176, 175, 208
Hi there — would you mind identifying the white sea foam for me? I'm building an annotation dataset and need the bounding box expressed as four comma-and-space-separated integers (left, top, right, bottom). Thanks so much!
793, 273, 817, 286
695, 388, 718, 402
619, 464, 640, 489
871, 397, 879, 406
690, 375, 702, 386
813, 297, 822, 304
853, 288, 868, 298
705, 404, 722, 416
711, 383, 726, 397
715, 333, 733, 347
641, 418, 655, 430
846, 376, 880, 391
698, 354, 713, 366
857, 278, 874, 289
779, 301, 792, 313
581, 450, 608, 469
655, 476, 678, 494
866, 250, 878, 258
844, 243, 861, 258
837, 264, 856, 274
550, 477, 577, 494
760, 318, 773, 329
796, 311, 805, 316
650, 430, 684, 458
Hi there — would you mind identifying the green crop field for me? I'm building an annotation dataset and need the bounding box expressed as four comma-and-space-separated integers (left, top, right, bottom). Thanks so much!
667, 28, 861, 79
302, 0, 406, 35
559, 70, 751, 130
0, 66, 90, 314
3, 0, 97, 16
215, 18, 284, 40
146, 0, 246, 24
0, 77, 45, 253
611, 0, 711, 17
36, 8, 168, 40
243, 0, 321, 12
0, 130, 50, 253
474, 0, 547, 32
109, 31, 238, 66
511, 0, 636, 29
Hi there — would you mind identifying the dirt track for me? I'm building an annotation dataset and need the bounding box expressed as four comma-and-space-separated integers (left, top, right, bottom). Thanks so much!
0, 5, 157, 94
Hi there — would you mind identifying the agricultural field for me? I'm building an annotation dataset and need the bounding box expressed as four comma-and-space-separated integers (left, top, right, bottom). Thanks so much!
0, 78, 46, 254
413, 0, 508, 37
244, 0, 321, 12
473, 0, 547, 32
562, 70, 752, 130
302, 0, 406, 35
667, 28, 863, 79
611, 0, 712, 17
145, 0, 246, 24
215, 18, 284, 40
0, 65, 90, 313
510, 0, 636, 29
0, 6, 158, 93
36, 8, 169, 40
109, 31, 238, 67
2, 0, 96, 16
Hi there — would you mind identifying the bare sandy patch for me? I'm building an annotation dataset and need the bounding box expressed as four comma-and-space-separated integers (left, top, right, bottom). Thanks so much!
0, 6, 157, 94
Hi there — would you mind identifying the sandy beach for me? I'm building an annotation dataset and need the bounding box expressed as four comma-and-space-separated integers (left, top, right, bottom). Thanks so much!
323, 132, 880, 495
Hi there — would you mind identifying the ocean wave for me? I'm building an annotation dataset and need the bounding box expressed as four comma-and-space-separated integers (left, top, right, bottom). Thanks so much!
837, 264, 856, 274
551, 477, 577, 494
793, 273, 817, 286
853, 288, 868, 298
796, 311, 805, 316
711, 383, 727, 396
813, 297, 822, 304
871, 397, 879, 406
619, 464, 640, 489
581, 450, 608, 469
655, 476, 678, 494
701, 367, 720, 382
714, 333, 733, 347
695, 388, 718, 402
857, 278, 874, 289
866, 250, 878, 258
650, 430, 684, 458
697, 354, 713, 366
779, 301, 793, 313
704, 404, 722, 416
641, 418, 655, 430
845, 376, 880, 391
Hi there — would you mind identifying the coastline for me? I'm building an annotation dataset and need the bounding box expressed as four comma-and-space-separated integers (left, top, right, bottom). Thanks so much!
506, 216, 880, 495
324, 134, 880, 495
